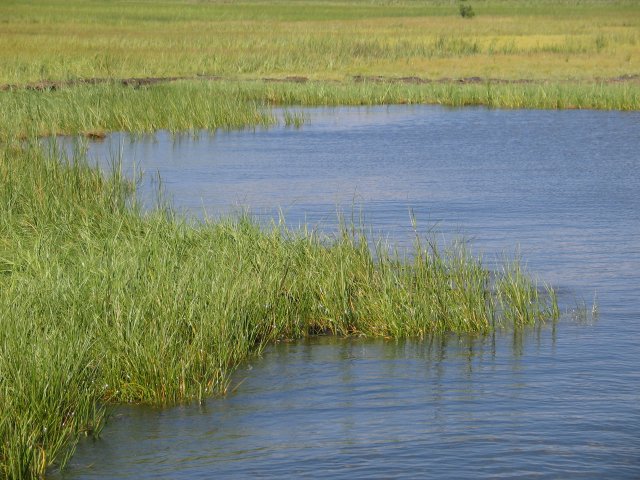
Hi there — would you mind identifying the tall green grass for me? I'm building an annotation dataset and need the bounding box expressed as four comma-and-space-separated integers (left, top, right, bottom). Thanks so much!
0, 141, 558, 477
2, 79, 638, 140
250, 79, 640, 110
0, 82, 277, 140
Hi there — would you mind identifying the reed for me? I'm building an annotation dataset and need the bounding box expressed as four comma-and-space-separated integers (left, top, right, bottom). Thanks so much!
2, 79, 638, 140
0, 82, 277, 141
251, 79, 640, 110
0, 141, 559, 477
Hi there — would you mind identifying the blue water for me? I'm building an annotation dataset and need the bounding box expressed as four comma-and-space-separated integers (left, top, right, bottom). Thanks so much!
57, 106, 640, 478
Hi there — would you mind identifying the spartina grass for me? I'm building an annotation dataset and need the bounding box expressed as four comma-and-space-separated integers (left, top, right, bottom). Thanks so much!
1, 138, 559, 478
495, 257, 557, 327
2, 79, 638, 141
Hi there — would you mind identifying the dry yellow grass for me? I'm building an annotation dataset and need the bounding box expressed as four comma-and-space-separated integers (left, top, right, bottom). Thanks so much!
0, 0, 638, 85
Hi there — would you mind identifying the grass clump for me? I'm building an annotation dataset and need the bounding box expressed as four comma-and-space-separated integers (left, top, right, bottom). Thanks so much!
496, 258, 559, 326
0, 141, 559, 477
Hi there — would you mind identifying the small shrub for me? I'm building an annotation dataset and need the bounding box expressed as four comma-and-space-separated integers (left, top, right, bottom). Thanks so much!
459, 3, 476, 19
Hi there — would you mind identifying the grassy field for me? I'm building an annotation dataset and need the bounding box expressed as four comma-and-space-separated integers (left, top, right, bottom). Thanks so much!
0, 0, 638, 117
1, 0, 639, 84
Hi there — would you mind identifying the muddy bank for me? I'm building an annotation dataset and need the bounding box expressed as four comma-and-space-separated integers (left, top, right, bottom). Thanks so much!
0, 75, 221, 92
1, 74, 639, 92
352, 74, 640, 85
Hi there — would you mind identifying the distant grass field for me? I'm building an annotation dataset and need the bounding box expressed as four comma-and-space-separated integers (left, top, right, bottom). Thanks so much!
1, 0, 638, 85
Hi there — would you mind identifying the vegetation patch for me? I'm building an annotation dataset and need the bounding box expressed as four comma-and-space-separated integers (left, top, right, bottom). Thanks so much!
2, 79, 639, 141
0, 142, 559, 477
459, 2, 476, 19
0, 0, 638, 84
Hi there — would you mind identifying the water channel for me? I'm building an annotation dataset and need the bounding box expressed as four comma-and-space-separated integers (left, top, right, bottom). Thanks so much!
56, 106, 639, 478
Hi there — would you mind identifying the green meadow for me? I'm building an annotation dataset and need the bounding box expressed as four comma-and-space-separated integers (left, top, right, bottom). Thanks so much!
0, 0, 636, 478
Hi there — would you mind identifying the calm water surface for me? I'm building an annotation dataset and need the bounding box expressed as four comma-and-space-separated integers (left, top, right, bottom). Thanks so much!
58, 106, 639, 478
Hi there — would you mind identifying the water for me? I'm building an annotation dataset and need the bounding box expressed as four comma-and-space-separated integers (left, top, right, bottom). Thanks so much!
58, 106, 640, 478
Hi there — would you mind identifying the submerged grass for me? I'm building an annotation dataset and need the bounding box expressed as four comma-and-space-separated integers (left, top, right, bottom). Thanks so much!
2, 79, 638, 140
0, 141, 559, 477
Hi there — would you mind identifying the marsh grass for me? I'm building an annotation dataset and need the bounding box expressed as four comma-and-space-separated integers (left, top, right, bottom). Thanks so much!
0, 82, 278, 141
1, 79, 638, 140
0, 0, 638, 142
0, 0, 638, 84
282, 109, 307, 128
0, 141, 559, 477
496, 257, 559, 326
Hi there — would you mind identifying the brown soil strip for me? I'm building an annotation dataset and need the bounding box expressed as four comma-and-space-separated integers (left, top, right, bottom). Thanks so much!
0, 75, 223, 92
1, 74, 638, 92
351, 74, 640, 85
262, 76, 309, 83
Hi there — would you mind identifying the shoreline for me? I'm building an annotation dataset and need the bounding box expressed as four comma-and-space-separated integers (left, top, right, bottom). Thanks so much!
2, 74, 639, 92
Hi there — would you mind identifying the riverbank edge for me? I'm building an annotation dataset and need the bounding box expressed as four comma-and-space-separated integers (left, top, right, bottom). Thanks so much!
2, 78, 638, 143
2, 74, 639, 93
